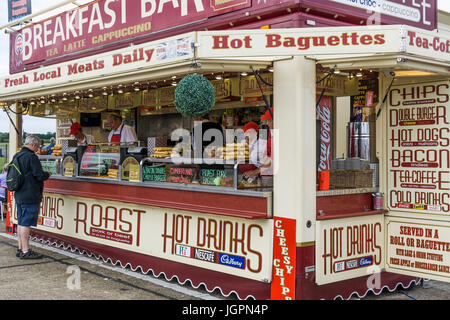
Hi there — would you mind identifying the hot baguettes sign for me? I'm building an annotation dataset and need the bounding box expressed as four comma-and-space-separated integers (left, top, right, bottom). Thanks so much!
10, 193, 273, 283
387, 81, 450, 216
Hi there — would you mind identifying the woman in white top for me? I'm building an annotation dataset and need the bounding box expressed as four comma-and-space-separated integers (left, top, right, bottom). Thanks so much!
240, 121, 267, 178
70, 122, 95, 146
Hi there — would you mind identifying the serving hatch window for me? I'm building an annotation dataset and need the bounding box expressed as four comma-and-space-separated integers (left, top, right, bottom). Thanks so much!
317, 69, 379, 191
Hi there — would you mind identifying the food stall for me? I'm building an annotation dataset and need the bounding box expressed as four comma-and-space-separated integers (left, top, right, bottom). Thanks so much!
1, 0, 450, 300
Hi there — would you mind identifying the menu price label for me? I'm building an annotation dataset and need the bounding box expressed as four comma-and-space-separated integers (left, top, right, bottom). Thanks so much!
142, 165, 167, 182
200, 167, 233, 187
167, 165, 197, 184
41, 160, 59, 175
387, 81, 450, 215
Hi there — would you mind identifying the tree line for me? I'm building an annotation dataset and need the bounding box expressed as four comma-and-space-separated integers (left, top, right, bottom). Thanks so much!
0, 132, 56, 143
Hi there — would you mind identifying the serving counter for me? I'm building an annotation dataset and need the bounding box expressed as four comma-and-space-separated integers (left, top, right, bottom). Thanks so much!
45, 175, 272, 219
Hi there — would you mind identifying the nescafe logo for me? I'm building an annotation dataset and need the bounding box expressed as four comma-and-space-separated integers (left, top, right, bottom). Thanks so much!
15, 34, 23, 56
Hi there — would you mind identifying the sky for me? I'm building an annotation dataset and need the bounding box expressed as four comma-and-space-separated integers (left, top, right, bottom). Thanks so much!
0, 0, 449, 134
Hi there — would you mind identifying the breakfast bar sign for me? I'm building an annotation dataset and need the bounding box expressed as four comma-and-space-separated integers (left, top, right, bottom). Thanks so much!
10, 0, 251, 73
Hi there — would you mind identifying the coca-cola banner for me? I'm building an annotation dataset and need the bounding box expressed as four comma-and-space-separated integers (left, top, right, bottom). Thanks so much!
317, 95, 333, 172
10, 0, 251, 74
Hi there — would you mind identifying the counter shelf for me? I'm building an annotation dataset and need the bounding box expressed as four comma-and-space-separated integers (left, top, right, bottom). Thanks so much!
316, 189, 386, 220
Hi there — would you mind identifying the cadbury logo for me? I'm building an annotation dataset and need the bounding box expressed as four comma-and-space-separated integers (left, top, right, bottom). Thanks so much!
219, 253, 245, 269
359, 256, 373, 267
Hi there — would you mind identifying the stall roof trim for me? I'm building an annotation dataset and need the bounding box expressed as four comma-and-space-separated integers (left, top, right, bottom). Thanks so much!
1, 25, 449, 102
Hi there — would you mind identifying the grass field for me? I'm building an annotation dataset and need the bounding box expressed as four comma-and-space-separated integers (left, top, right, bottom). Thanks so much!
0, 143, 8, 169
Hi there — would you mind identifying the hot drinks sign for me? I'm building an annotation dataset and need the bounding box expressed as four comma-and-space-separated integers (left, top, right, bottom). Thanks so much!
387, 81, 450, 216
316, 215, 384, 285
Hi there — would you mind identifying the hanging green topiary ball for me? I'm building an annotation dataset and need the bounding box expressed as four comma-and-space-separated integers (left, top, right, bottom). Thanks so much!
174, 74, 215, 118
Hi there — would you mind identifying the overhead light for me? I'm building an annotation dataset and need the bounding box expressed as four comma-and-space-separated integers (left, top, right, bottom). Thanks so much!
215, 75, 223, 80
171, 76, 177, 79
102, 91, 108, 96
333, 69, 341, 74
171, 82, 177, 86
393, 70, 438, 77
88, 94, 94, 98
241, 72, 248, 76
134, 87, 140, 91
268, 67, 274, 72
356, 72, 363, 77
62, 97, 68, 101
118, 89, 123, 94
75, 95, 80, 99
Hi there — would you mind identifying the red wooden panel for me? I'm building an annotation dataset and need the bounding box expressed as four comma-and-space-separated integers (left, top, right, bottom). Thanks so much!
44, 179, 270, 219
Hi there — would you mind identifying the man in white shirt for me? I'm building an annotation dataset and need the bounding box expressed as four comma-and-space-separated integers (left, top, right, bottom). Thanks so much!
107, 112, 138, 145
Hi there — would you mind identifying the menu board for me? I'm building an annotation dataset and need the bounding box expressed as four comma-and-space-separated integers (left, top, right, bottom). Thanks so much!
386, 217, 450, 282
40, 160, 60, 175
387, 81, 450, 216
142, 165, 167, 182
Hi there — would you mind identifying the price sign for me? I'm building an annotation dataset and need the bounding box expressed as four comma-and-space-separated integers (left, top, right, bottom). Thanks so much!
142, 165, 167, 182
200, 167, 234, 187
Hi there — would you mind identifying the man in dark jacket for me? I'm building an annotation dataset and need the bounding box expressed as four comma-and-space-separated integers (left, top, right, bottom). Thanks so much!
14, 135, 51, 259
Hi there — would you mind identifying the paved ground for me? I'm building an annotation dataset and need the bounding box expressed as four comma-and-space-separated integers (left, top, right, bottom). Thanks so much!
0, 220, 229, 301
0, 219, 449, 301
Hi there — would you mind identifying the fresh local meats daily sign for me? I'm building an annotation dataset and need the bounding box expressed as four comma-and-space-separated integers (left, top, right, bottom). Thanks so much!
9, 193, 273, 283
0, 33, 194, 97
387, 81, 450, 216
